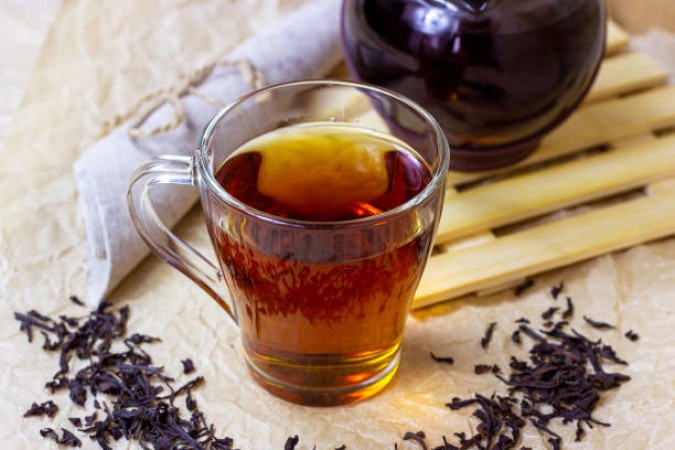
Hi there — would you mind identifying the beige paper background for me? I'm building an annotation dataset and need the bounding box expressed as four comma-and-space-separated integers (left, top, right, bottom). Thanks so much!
609, 0, 675, 34
1, 1, 674, 449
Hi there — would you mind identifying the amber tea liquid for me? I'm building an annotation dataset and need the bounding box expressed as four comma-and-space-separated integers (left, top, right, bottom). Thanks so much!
211, 123, 433, 405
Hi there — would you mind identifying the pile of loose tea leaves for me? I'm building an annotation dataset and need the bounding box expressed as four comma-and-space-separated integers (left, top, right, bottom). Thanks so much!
16, 284, 637, 450
414, 282, 636, 450
15, 299, 229, 448
15, 297, 321, 449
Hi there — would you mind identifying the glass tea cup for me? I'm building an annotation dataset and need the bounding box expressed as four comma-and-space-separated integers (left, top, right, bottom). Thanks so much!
127, 80, 449, 406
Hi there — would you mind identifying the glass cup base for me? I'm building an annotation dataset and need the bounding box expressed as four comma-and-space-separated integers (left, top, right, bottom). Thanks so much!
245, 349, 401, 407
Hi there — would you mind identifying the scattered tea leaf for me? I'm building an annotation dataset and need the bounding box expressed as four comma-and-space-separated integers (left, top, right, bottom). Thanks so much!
624, 330, 640, 342
182, 358, 196, 374
481, 322, 497, 350
17, 286, 636, 450
583, 315, 616, 329
69, 295, 85, 306
39, 428, 59, 441
405, 284, 635, 450
511, 331, 522, 345
16, 302, 238, 449
474, 364, 492, 375
68, 417, 82, 428
513, 279, 534, 297
24, 400, 59, 418
562, 297, 574, 320
284, 435, 300, 450
430, 352, 454, 365
39, 428, 82, 447
402, 431, 427, 450
447, 394, 524, 450
550, 282, 565, 300
541, 307, 559, 320
474, 364, 501, 376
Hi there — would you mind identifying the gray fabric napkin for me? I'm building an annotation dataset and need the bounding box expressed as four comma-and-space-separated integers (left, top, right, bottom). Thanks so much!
74, 0, 343, 305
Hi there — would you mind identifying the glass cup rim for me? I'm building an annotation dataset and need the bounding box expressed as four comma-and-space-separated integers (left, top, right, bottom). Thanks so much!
196, 79, 450, 229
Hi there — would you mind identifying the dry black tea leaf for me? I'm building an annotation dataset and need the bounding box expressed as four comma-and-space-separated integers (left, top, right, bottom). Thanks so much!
24, 400, 59, 418
548, 437, 561, 450
39, 428, 59, 441
497, 320, 631, 444
510, 331, 522, 344
182, 358, 196, 374
433, 435, 459, 450
410, 284, 635, 450
583, 315, 616, 329
481, 322, 498, 350
624, 330, 640, 341
430, 352, 454, 365
39, 427, 82, 447
16, 301, 240, 450
212, 437, 235, 450
84, 412, 97, 426
447, 394, 524, 450
17, 286, 636, 450
59, 429, 82, 448
474, 364, 492, 375
541, 307, 559, 320
474, 364, 501, 375
69, 295, 85, 306
284, 435, 300, 450
562, 297, 574, 320
513, 279, 534, 296
550, 282, 565, 299
517, 324, 545, 343
68, 417, 82, 428
403, 431, 428, 450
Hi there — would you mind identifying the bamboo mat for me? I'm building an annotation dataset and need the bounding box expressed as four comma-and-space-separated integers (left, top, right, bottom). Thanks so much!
414, 22, 675, 308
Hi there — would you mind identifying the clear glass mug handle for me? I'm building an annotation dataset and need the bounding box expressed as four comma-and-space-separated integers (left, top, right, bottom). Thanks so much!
126, 155, 237, 322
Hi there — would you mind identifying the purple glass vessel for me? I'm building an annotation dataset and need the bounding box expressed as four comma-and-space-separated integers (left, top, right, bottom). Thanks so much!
341, 0, 607, 171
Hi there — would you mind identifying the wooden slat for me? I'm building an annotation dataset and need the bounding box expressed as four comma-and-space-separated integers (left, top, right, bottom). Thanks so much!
448, 84, 675, 185
436, 133, 675, 243
606, 20, 630, 55
649, 177, 675, 195
316, 56, 672, 187
585, 52, 668, 103
440, 231, 496, 252
318, 21, 675, 309
414, 181, 675, 309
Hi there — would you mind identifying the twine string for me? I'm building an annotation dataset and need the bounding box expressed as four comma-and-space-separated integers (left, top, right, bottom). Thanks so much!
98, 59, 265, 139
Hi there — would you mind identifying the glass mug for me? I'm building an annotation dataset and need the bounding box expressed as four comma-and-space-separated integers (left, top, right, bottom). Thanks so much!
127, 80, 449, 406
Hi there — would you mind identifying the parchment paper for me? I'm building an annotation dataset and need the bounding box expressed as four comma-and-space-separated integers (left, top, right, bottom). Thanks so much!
0, 0, 59, 152
608, 0, 675, 34
73, 0, 342, 305
1, 1, 674, 449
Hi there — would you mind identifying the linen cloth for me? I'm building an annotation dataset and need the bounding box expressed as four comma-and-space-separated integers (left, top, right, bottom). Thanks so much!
74, 0, 342, 305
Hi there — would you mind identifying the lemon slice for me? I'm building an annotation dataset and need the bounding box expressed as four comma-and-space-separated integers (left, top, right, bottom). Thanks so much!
251, 125, 391, 212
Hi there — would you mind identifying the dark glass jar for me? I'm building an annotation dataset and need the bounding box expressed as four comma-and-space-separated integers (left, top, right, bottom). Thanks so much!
341, 0, 607, 171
